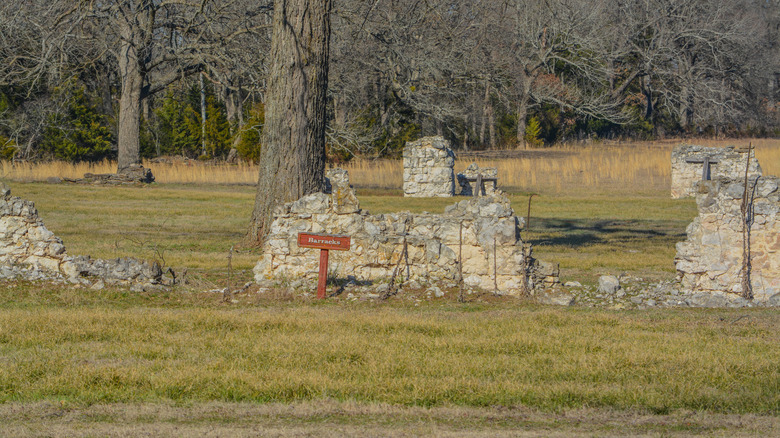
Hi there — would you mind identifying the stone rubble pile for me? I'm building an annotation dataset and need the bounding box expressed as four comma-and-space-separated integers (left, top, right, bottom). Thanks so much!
675, 176, 779, 302
457, 163, 498, 196
51, 164, 155, 185
255, 169, 558, 294
0, 184, 162, 286
671, 145, 761, 198
403, 136, 456, 197
546, 276, 779, 308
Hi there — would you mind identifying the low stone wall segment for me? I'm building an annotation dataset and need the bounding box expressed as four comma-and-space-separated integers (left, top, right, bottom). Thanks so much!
255, 169, 558, 294
0, 184, 162, 286
457, 163, 498, 196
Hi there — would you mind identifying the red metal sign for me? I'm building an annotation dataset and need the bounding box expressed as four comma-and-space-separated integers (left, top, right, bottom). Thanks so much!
297, 233, 351, 251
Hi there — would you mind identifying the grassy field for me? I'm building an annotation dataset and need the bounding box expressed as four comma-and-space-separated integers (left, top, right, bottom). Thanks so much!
11, 182, 696, 284
0, 285, 778, 435
1, 139, 779, 435
2, 285, 779, 411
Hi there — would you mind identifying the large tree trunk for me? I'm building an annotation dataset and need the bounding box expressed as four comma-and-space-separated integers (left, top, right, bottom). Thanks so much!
117, 33, 143, 173
515, 73, 530, 149
642, 67, 654, 122
479, 79, 490, 147
487, 103, 496, 148
248, 0, 332, 243
679, 84, 691, 131
200, 72, 207, 156
516, 98, 528, 149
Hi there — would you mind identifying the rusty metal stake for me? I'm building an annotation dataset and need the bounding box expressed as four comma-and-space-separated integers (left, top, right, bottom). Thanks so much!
493, 236, 498, 294
224, 246, 234, 302
526, 194, 536, 230
740, 142, 754, 300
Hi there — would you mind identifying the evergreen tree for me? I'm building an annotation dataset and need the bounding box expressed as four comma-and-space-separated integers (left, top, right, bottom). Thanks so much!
41, 86, 113, 162
235, 103, 264, 162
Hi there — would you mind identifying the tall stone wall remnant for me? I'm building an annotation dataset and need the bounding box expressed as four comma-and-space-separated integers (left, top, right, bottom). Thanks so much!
403, 136, 455, 197
0, 184, 162, 285
671, 145, 762, 198
255, 169, 558, 294
675, 176, 779, 302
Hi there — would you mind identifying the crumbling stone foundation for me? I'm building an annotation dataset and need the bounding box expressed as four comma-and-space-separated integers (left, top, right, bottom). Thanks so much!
671, 145, 761, 198
0, 185, 162, 285
675, 176, 779, 302
457, 163, 498, 196
255, 169, 558, 294
403, 136, 455, 197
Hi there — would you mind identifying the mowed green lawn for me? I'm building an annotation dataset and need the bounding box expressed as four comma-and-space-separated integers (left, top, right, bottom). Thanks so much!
1, 181, 777, 435
13, 182, 697, 283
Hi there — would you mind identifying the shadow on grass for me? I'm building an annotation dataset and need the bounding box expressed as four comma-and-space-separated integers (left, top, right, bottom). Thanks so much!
525, 218, 687, 248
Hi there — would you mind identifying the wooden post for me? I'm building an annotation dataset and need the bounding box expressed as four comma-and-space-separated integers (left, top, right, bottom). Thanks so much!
317, 249, 329, 299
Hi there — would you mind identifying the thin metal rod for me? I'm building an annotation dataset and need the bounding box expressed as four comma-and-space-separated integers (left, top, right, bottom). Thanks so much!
493, 236, 498, 294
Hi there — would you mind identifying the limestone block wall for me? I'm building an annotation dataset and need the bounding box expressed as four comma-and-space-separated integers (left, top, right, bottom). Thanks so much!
671, 145, 762, 198
457, 163, 498, 196
0, 186, 161, 285
675, 176, 779, 302
0, 191, 68, 273
256, 169, 558, 294
403, 136, 455, 197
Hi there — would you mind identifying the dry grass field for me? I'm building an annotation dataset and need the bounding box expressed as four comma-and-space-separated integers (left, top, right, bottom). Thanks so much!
1, 139, 779, 435
345, 138, 780, 194
2, 138, 777, 193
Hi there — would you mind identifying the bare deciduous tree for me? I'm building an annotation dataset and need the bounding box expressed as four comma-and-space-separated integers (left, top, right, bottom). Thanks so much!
1, 0, 271, 171
249, 0, 333, 243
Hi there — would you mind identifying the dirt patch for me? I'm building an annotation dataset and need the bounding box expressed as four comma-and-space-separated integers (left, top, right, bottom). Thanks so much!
0, 401, 776, 437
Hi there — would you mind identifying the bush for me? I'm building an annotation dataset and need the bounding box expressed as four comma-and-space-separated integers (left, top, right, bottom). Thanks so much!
0, 136, 18, 160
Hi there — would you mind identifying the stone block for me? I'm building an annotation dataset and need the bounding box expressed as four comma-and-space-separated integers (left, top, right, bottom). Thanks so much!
598, 275, 621, 294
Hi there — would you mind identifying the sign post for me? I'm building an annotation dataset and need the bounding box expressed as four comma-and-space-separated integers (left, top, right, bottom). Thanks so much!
297, 232, 351, 298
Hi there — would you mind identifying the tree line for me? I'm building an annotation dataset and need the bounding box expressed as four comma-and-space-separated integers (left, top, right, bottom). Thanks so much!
1, 0, 778, 168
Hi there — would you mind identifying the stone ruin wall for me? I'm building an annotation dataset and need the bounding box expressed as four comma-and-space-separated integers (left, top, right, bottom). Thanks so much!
671, 145, 762, 198
457, 163, 498, 196
0, 185, 162, 286
675, 176, 779, 302
403, 136, 455, 197
255, 169, 558, 294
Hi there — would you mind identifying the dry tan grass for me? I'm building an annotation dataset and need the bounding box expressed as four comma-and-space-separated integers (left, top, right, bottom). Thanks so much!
1, 400, 777, 437
0, 139, 777, 193
0, 159, 260, 185
1, 160, 116, 181
345, 138, 780, 194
